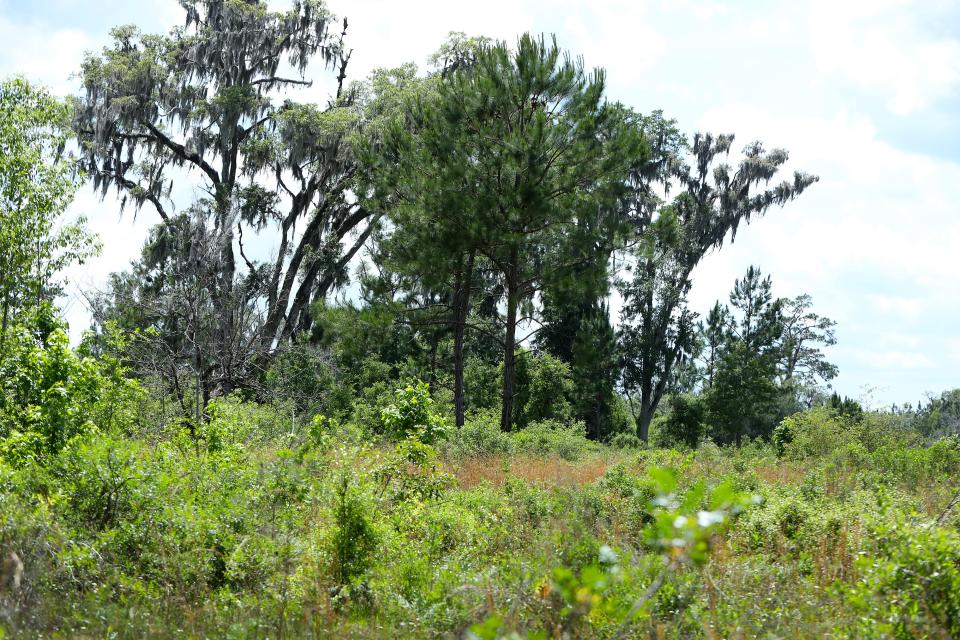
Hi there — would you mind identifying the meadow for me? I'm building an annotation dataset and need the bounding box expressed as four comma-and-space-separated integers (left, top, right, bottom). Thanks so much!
3, 385, 958, 639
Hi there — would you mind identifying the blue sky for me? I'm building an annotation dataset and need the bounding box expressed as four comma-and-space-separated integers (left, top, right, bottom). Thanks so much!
1, 0, 958, 407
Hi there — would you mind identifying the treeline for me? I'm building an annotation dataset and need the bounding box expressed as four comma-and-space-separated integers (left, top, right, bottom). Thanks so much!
66, 1, 822, 443
3, 0, 951, 448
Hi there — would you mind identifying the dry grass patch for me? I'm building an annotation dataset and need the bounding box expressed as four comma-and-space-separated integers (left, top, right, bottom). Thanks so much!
451, 454, 609, 489
753, 461, 808, 486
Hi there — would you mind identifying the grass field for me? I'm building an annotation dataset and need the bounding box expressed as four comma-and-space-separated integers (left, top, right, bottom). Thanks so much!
3, 399, 959, 639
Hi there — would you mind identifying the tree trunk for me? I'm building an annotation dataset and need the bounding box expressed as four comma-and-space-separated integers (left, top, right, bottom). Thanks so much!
213, 206, 237, 396
637, 401, 653, 444
0, 298, 8, 350
452, 251, 475, 428
500, 250, 520, 432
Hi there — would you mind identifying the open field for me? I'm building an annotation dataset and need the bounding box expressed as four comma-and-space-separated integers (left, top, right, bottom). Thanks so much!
3, 402, 959, 639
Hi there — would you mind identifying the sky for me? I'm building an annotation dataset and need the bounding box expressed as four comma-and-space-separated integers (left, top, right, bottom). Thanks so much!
1, 0, 958, 407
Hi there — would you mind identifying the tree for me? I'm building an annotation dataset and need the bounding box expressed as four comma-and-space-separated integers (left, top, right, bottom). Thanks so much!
707, 340, 780, 447
537, 106, 651, 439
367, 59, 478, 427
915, 389, 960, 438
0, 77, 97, 346
75, 0, 378, 398
354, 35, 502, 429
0, 79, 136, 463
705, 266, 784, 446
728, 265, 783, 352
90, 211, 242, 426
384, 34, 643, 431
651, 393, 707, 449
778, 293, 838, 387
0, 305, 142, 464
700, 301, 731, 389
538, 296, 618, 439
618, 132, 818, 442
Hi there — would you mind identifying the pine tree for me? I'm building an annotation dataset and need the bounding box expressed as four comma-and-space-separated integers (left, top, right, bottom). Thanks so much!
384, 33, 643, 431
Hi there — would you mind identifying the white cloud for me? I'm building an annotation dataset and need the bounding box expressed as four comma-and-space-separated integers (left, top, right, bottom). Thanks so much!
866, 294, 926, 321
0, 18, 93, 94
559, 0, 666, 87
808, 0, 960, 115
850, 349, 934, 371
686, 101, 960, 399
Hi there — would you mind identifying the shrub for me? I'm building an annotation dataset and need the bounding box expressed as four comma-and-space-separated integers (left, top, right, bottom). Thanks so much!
376, 436, 455, 502
610, 432, 644, 449
511, 350, 574, 428
0, 312, 142, 464
202, 394, 291, 451
651, 394, 707, 449
773, 407, 851, 460
264, 340, 342, 416
463, 356, 500, 412
444, 409, 512, 458
512, 419, 596, 461
329, 472, 378, 588
848, 518, 960, 639
380, 381, 449, 445
307, 413, 365, 451
57, 434, 146, 531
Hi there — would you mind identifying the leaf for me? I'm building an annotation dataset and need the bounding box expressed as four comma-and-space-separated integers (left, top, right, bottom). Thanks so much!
648, 466, 678, 495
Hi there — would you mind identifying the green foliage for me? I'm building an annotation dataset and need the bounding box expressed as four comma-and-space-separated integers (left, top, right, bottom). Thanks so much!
328, 472, 378, 588
511, 350, 574, 429
463, 356, 501, 411
707, 340, 780, 445
312, 301, 421, 395
445, 409, 513, 458
0, 77, 97, 340
381, 32, 645, 432
829, 392, 865, 421
846, 517, 960, 639
640, 466, 753, 565
2, 395, 958, 639
512, 419, 598, 461
652, 394, 707, 449
263, 340, 341, 416
610, 432, 644, 449
375, 436, 455, 503
380, 381, 450, 444
0, 8, 950, 640
773, 406, 850, 459
202, 394, 291, 452
914, 388, 960, 437
0, 308, 142, 464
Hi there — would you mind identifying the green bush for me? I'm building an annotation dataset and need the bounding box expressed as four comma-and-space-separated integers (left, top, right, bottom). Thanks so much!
57, 434, 147, 531
375, 436, 455, 502
380, 381, 450, 445
848, 518, 960, 639
264, 340, 344, 416
651, 394, 707, 449
328, 472, 378, 588
202, 394, 291, 451
773, 406, 852, 459
463, 356, 500, 412
511, 350, 574, 428
0, 311, 142, 465
512, 419, 596, 461
610, 432, 644, 449
444, 408, 513, 458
